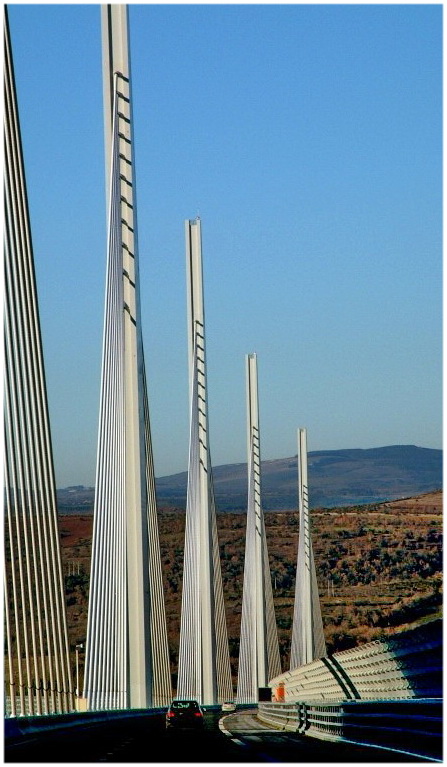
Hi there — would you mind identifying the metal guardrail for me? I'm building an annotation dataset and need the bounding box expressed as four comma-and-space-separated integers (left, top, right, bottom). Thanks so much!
258, 699, 442, 761
305, 703, 344, 737
255, 702, 299, 731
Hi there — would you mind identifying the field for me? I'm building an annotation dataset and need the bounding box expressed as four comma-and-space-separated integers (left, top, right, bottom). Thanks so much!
59, 490, 442, 690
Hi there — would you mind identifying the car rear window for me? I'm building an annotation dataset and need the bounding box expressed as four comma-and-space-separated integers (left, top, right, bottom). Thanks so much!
171, 701, 199, 710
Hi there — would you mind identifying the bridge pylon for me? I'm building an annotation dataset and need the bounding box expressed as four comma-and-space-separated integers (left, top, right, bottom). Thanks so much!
236, 354, 281, 703
177, 219, 233, 706
290, 428, 326, 668
83, 5, 171, 710
4, 8, 74, 716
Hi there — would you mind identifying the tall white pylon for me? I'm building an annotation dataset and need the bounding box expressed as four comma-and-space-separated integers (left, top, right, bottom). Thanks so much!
4, 8, 74, 716
290, 428, 326, 668
83, 5, 171, 710
236, 354, 281, 703
177, 218, 233, 705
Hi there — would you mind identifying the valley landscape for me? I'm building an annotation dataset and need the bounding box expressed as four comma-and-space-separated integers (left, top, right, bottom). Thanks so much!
59, 487, 442, 693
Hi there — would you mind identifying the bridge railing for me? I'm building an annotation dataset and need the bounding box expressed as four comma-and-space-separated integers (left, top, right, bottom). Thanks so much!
4, 707, 168, 746
4, 692, 76, 718
258, 699, 442, 761
255, 702, 299, 731
303, 703, 344, 736
269, 619, 442, 702
261, 621, 442, 761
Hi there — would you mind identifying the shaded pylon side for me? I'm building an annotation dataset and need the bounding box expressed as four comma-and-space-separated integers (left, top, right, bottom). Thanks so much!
4, 7, 74, 716
290, 428, 326, 669
177, 219, 233, 706
236, 354, 281, 704
83, 5, 171, 710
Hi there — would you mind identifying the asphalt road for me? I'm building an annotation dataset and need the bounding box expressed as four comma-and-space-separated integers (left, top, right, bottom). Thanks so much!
5, 708, 426, 763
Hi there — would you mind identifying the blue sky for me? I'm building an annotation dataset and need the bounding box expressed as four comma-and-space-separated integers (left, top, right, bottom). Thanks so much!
7, 3, 442, 488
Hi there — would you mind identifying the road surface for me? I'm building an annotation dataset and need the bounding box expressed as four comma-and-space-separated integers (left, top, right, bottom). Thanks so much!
5, 707, 426, 762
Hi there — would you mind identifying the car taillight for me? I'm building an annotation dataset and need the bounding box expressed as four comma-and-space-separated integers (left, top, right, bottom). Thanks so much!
167, 712, 175, 718
194, 712, 203, 717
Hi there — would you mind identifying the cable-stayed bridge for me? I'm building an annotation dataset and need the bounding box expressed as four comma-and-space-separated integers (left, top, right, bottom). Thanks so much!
4, 8, 74, 717
82, 5, 171, 712
4, 5, 442, 762
236, 353, 282, 704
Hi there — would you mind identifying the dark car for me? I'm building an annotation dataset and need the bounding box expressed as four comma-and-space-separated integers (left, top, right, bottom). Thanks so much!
165, 699, 205, 729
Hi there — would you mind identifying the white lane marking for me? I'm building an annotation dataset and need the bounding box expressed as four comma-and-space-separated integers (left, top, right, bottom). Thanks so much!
218, 716, 247, 748
218, 717, 232, 737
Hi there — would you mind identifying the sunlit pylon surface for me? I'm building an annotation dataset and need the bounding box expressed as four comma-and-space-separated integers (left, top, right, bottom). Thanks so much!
177, 219, 233, 705
236, 354, 281, 703
83, 5, 171, 710
290, 428, 327, 668
4, 8, 74, 716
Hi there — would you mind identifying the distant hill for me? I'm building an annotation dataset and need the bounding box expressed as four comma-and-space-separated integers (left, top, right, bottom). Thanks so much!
57, 445, 441, 513
155, 444, 442, 511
